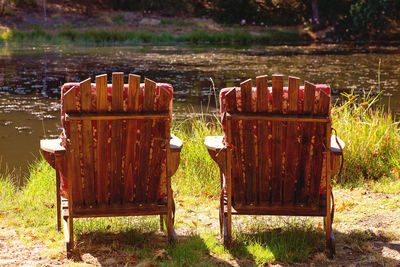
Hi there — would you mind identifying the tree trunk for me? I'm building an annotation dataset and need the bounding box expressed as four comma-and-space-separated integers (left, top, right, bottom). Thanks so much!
312, 0, 319, 25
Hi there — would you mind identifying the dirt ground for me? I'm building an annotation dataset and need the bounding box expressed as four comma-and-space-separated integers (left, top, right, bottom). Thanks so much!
1, 189, 399, 266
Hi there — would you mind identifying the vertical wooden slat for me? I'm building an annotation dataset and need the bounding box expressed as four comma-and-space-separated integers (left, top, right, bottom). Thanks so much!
63, 87, 83, 207
297, 81, 316, 203
80, 78, 96, 206
225, 88, 243, 206
325, 121, 332, 244
111, 72, 124, 203
226, 115, 233, 246
96, 74, 109, 205
123, 74, 140, 203
271, 75, 283, 203
310, 90, 331, 206
147, 86, 171, 203
136, 78, 156, 203
240, 79, 256, 204
284, 76, 300, 203
256, 75, 270, 204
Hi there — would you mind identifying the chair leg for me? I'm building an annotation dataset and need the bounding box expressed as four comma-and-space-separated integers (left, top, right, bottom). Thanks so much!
324, 216, 335, 259
167, 195, 176, 242
219, 189, 224, 239
55, 170, 61, 232
63, 214, 73, 258
159, 215, 164, 231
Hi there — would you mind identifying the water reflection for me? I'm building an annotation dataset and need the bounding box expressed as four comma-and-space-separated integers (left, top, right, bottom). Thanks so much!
0, 45, 399, 179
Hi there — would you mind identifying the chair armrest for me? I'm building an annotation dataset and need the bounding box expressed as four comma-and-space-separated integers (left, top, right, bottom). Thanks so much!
331, 135, 345, 155
204, 136, 225, 151
205, 136, 226, 174
170, 134, 183, 152
40, 139, 66, 154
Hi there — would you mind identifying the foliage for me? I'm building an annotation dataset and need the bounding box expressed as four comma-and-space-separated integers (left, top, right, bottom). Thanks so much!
12, 0, 36, 8
325, 0, 400, 41
110, 0, 196, 13
212, 0, 308, 26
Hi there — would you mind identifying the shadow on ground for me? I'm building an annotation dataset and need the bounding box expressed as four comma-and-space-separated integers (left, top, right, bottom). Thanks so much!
66, 223, 400, 266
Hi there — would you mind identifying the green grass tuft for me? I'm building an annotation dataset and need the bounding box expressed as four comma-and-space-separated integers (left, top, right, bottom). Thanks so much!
172, 113, 222, 196
332, 91, 400, 187
0, 28, 307, 45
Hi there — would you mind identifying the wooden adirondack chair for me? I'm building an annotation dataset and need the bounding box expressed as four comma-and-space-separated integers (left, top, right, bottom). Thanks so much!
205, 75, 344, 257
40, 73, 182, 257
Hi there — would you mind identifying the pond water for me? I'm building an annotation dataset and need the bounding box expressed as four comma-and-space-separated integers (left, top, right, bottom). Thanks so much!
0, 45, 399, 182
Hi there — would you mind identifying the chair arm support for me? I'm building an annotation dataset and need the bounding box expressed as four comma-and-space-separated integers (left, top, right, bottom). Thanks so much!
205, 136, 227, 174
331, 135, 345, 155
40, 139, 66, 170
170, 133, 183, 152
167, 134, 183, 177
40, 139, 66, 154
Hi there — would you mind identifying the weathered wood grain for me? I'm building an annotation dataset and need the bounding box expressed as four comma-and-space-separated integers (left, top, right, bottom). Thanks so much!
123, 74, 140, 202
271, 75, 283, 203
297, 81, 316, 204
284, 76, 300, 203
80, 78, 96, 206
95, 74, 109, 205
63, 86, 83, 206
111, 72, 124, 203
136, 78, 156, 203
256, 75, 270, 204
240, 79, 257, 204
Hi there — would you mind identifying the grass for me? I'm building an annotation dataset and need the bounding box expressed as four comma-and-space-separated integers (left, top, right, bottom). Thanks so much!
173, 112, 222, 196
0, 28, 308, 46
1, 95, 400, 265
332, 90, 400, 188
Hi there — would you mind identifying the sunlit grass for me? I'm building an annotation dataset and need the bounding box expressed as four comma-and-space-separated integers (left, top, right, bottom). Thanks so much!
332, 90, 400, 187
172, 112, 222, 196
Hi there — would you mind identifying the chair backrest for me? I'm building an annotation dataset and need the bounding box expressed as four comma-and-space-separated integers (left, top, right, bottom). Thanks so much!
221, 75, 331, 208
62, 73, 172, 210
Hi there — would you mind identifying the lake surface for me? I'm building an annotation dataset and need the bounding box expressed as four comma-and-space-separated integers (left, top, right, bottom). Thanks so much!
1, 45, 399, 182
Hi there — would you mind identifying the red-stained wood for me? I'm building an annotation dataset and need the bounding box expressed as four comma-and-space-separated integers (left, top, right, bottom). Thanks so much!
225, 88, 243, 206
80, 78, 96, 206
297, 81, 316, 204
271, 75, 283, 203
136, 78, 156, 203
310, 90, 331, 206
284, 76, 300, 203
63, 87, 83, 207
123, 74, 140, 203
256, 75, 269, 204
147, 86, 171, 203
95, 74, 110, 205
110, 72, 124, 203
240, 79, 256, 204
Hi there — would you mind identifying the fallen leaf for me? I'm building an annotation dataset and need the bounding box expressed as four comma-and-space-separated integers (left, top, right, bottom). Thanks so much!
192, 221, 197, 227
0, 213, 5, 217
317, 222, 322, 229
14, 207, 21, 212
49, 238, 56, 242
154, 249, 168, 260
177, 221, 184, 224
27, 233, 39, 240
336, 202, 346, 212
